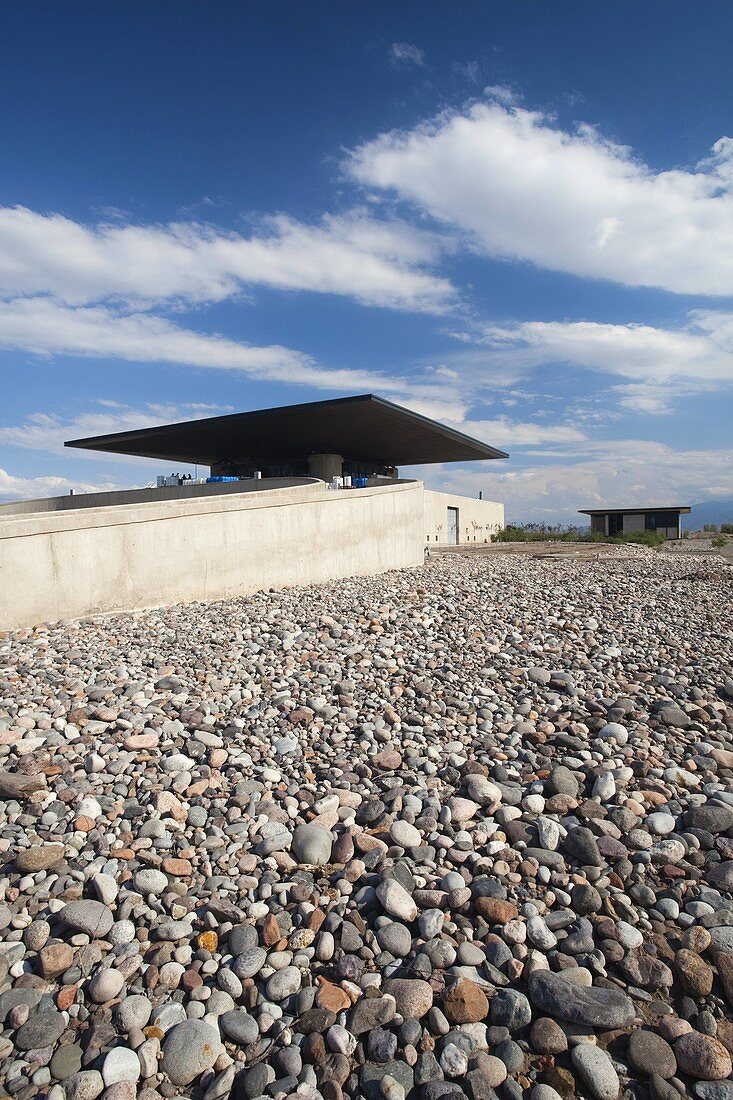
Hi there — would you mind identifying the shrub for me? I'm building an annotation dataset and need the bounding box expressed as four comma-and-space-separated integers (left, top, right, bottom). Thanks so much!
721, 523, 733, 534
704, 523, 719, 532
712, 534, 727, 548
611, 530, 666, 548
491, 524, 664, 547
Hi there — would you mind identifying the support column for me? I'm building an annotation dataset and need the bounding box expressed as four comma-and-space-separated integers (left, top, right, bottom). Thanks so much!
308, 454, 343, 482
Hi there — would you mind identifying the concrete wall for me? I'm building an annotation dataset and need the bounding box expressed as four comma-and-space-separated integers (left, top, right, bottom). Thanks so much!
0, 477, 317, 516
0, 480, 425, 630
423, 490, 504, 546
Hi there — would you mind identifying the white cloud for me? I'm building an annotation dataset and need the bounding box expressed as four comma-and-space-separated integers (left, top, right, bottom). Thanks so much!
445, 416, 587, 448
448, 312, 733, 413
0, 297, 326, 379
422, 438, 733, 521
390, 43, 425, 68
0, 467, 117, 503
349, 99, 733, 295
0, 402, 232, 459
481, 85, 518, 106
0, 297, 414, 392
0, 298, 469, 420
0, 206, 454, 313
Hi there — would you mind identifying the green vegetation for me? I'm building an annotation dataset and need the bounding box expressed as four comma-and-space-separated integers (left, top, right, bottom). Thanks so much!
721, 523, 733, 534
703, 523, 719, 532
492, 523, 666, 548
712, 534, 727, 548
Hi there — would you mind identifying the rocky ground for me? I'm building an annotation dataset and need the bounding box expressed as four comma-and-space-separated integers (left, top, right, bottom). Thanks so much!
1, 546, 733, 1100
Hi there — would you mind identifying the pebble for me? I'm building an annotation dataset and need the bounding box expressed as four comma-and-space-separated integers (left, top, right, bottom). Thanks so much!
675, 1033, 733, 1080
572, 1044, 620, 1100
389, 819, 422, 849
265, 965, 302, 1001
87, 967, 125, 1003
58, 900, 114, 938
529, 971, 635, 1028
627, 1029, 677, 1079
0, 547, 730, 1100
161, 1020, 223, 1086
376, 879, 417, 922
16, 1009, 66, 1050
102, 1047, 141, 1086
15, 843, 65, 872
219, 1009, 259, 1045
383, 979, 433, 1019
291, 823, 333, 866
50, 1043, 83, 1080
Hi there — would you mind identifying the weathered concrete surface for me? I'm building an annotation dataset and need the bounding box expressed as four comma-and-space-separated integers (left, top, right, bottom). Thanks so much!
0, 480, 425, 629
423, 489, 503, 546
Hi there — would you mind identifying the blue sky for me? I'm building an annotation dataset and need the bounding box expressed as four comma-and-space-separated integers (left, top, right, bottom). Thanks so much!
2, 1, 732, 520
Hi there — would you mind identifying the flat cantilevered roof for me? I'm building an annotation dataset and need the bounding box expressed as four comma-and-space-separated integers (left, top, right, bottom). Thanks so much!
66, 394, 508, 467
579, 506, 691, 516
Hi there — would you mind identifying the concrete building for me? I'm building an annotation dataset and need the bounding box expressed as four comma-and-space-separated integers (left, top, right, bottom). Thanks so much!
0, 395, 506, 628
579, 506, 691, 540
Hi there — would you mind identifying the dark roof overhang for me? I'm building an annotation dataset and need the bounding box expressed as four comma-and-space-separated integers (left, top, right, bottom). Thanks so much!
579, 506, 691, 516
66, 394, 509, 467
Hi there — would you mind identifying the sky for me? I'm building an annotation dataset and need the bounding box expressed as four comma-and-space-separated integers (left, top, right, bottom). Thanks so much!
1, 1, 733, 521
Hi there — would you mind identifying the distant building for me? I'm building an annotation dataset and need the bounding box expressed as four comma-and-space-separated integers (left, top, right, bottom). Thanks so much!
578, 506, 691, 540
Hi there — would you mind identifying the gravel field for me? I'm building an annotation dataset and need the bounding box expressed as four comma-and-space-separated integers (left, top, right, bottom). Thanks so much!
1, 547, 733, 1100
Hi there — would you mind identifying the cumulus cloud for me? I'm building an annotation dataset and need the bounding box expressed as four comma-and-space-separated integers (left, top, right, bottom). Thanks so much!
0, 467, 117, 503
446, 312, 733, 413
389, 43, 425, 68
349, 99, 733, 295
0, 206, 454, 313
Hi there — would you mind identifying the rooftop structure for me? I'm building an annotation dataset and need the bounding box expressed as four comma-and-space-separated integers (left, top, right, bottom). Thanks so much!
579, 506, 691, 540
66, 393, 508, 481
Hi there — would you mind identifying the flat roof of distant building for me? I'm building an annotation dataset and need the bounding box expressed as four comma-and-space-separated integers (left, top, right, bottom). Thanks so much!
579, 506, 691, 515
66, 393, 509, 467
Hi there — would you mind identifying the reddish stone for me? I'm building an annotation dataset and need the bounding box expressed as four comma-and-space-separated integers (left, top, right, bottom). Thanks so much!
56, 986, 77, 1011
676, 949, 714, 997
182, 969, 203, 992
475, 897, 518, 923
305, 908, 326, 933
262, 913, 281, 946
316, 978, 351, 1013
354, 834, 388, 854
162, 857, 193, 876
39, 942, 74, 979
442, 979, 490, 1024
675, 1032, 732, 1080
372, 750, 402, 770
